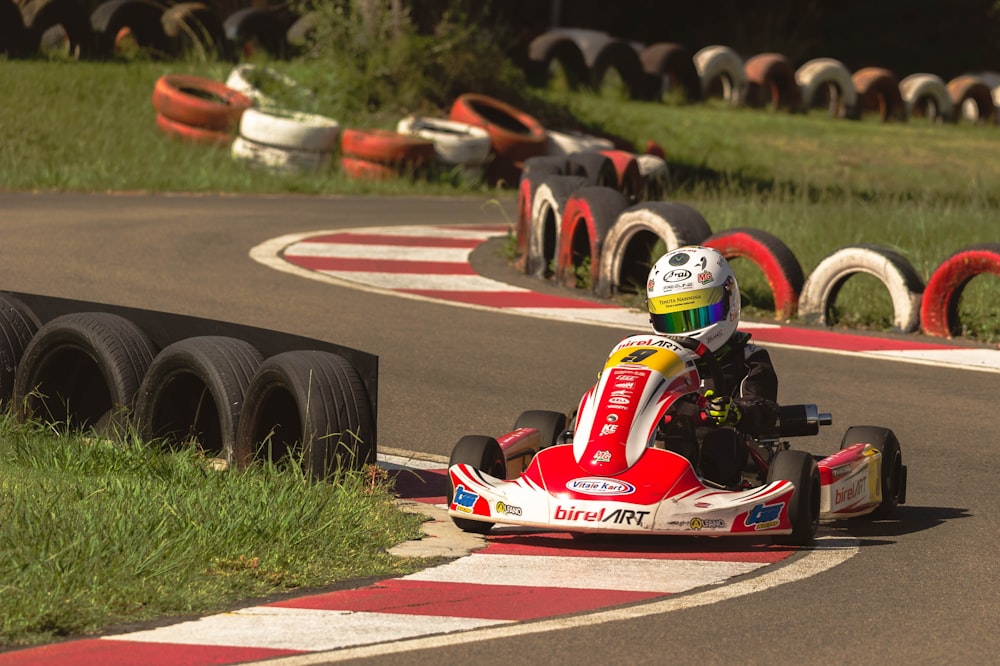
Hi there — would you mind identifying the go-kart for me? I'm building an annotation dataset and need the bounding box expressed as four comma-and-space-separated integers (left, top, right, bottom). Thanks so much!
447, 334, 907, 546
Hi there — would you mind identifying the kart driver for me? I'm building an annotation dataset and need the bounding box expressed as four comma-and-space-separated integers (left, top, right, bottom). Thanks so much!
646, 245, 780, 489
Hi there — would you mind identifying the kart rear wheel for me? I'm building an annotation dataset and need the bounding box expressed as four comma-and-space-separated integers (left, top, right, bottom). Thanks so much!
514, 409, 567, 449
840, 425, 905, 519
766, 449, 819, 546
448, 435, 505, 534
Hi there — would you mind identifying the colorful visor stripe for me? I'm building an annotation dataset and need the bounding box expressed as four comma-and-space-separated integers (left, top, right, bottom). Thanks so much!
648, 286, 729, 334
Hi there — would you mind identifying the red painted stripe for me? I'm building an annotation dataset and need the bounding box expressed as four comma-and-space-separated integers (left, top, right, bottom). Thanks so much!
398, 290, 620, 308
303, 233, 485, 248
284, 256, 476, 275
0, 639, 300, 666
268, 579, 662, 621
746, 325, 955, 352
479, 532, 795, 563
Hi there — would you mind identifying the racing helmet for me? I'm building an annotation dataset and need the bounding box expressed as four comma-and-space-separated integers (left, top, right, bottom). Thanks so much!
646, 245, 740, 352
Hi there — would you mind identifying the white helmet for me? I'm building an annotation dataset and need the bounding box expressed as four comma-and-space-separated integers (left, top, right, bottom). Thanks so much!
646, 245, 740, 352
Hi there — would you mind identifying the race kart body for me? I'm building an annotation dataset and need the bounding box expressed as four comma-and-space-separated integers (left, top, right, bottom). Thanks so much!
447, 334, 907, 546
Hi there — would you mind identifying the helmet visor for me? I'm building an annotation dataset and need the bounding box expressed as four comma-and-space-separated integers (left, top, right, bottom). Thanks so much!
648, 285, 729, 335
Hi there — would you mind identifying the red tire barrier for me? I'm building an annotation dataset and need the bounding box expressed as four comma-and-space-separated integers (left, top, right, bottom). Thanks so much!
598, 149, 643, 202
556, 186, 629, 290
339, 156, 398, 181
703, 227, 805, 320
565, 151, 619, 189
525, 175, 588, 277
947, 74, 996, 124
744, 52, 801, 112
851, 67, 904, 121
920, 243, 1000, 338
151, 74, 251, 131
155, 112, 232, 146
449, 93, 548, 164
340, 128, 435, 166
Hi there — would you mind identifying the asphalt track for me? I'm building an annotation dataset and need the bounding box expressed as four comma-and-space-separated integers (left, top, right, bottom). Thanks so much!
0, 193, 998, 665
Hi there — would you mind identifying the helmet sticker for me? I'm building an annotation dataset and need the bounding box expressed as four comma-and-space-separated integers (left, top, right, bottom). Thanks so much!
668, 253, 689, 266
663, 269, 691, 282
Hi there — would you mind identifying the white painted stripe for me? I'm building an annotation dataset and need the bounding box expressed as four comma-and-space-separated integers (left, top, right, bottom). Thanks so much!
871, 347, 1000, 369
337, 225, 506, 240
252, 536, 860, 664
402, 553, 765, 593
319, 271, 527, 292
285, 242, 473, 263
101, 606, 506, 651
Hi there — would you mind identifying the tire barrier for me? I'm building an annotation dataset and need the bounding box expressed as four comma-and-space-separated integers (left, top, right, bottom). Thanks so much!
231, 135, 331, 174
565, 151, 620, 189
339, 128, 436, 178
395, 115, 492, 178
899, 73, 954, 123
526, 30, 590, 90
947, 74, 996, 124
155, 112, 233, 146
2, 291, 380, 478
851, 67, 904, 121
598, 149, 643, 203
161, 2, 228, 61
525, 175, 588, 277
224, 63, 315, 111
577, 33, 648, 100
744, 52, 801, 112
694, 45, 747, 105
920, 243, 1000, 338
635, 153, 671, 200
151, 74, 251, 138
222, 6, 291, 60
798, 245, 924, 332
796, 58, 857, 117
556, 186, 629, 290
0, 0, 26, 57
703, 228, 805, 320
515, 156, 573, 268
639, 42, 702, 103
448, 93, 548, 165
596, 201, 713, 298
238, 107, 340, 153
21, 0, 90, 60
339, 156, 398, 182
544, 128, 615, 156
91, 0, 173, 59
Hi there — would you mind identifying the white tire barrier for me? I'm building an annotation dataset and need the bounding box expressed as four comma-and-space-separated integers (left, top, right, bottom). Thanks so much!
557, 186, 629, 290
238, 106, 340, 152
224, 63, 313, 110
545, 129, 614, 155
798, 245, 924, 332
231, 135, 330, 173
899, 73, 954, 122
796, 57, 857, 117
920, 243, 1000, 338
694, 45, 747, 105
596, 201, 712, 297
526, 175, 588, 277
396, 115, 491, 169
635, 153, 671, 199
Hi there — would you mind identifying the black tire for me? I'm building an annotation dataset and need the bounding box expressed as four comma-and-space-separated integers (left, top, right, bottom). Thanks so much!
161, 2, 229, 61
21, 0, 91, 59
223, 7, 291, 60
840, 425, 904, 519
13, 312, 157, 432
90, 0, 174, 59
0, 293, 41, 405
235, 350, 375, 481
513, 409, 567, 450
766, 449, 820, 546
133, 336, 263, 464
448, 434, 505, 534
639, 42, 702, 102
565, 152, 619, 189
0, 0, 26, 57
526, 32, 589, 90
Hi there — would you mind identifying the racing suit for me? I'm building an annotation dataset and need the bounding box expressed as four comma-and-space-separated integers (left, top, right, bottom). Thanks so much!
661, 331, 780, 488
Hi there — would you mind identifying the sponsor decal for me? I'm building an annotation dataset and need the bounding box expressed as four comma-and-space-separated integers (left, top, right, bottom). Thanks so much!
599, 423, 620, 436
694, 501, 713, 508
495, 501, 522, 517
452, 485, 479, 514
744, 502, 784, 530
689, 517, 726, 530
669, 253, 689, 266
592, 450, 612, 463
697, 256, 708, 270
567, 477, 636, 496
697, 271, 713, 284
554, 505, 650, 526
835, 477, 867, 507
664, 269, 692, 282
614, 380, 636, 389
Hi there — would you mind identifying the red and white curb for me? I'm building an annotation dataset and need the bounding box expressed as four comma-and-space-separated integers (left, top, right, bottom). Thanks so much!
251, 223, 1000, 373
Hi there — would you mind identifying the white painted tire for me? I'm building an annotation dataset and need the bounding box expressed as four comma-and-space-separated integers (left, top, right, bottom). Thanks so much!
231, 136, 330, 174
796, 57, 857, 117
899, 73, 954, 122
526, 175, 588, 277
798, 245, 924, 333
545, 129, 615, 156
395, 115, 491, 166
596, 201, 712, 297
224, 64, 313, 110
694, 45, 747, 104
635, 153, 671, 199
239, 107, 340, 152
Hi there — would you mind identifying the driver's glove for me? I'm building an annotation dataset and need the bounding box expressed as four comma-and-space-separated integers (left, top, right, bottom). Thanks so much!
703, 389, 741, 426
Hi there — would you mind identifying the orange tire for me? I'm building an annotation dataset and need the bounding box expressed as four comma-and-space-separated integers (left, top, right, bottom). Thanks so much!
339, 128, 435, 166
155, 112, 232, 146
449, 93, 548, 163
151, 73, 252, 131
340, 156, 398, 181
851, 67, 904, 121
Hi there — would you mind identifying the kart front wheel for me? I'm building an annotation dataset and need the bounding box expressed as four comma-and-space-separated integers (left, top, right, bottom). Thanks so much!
767, 449, 820, 546
448, 435, 506, 534
840, 425, 905, 519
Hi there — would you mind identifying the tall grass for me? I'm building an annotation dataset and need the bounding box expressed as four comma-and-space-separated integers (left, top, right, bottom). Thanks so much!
0, 414, 425, 647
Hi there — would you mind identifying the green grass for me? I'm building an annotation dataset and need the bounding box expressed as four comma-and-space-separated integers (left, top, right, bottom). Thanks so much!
0, 414, 426, 648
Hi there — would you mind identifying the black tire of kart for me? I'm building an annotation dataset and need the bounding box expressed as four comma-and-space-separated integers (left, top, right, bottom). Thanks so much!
899, 73, 954, 123
565, 152, 619, 189
580, 36, 649, 100
766, 449, 820, 546
0, 293, 41, 404
639, 42, 702, 102
0, 0, 26, 57
513, 410, 567, 450
840, 425, 904, 519
13, 312, 156, 431
161, 2, 228, 61
90, 0, 174, 59
21, 0, 91, 59
596, 201, 712, 298
524, 175, 588, 277
234, 350, 375, 481
694, 44, 747, 104
448, 434, 505, 534
703, 227, 805, 320
223, 7, 290, 59
526, 31, 589, 90
920, 243, 1000, 338
557, 185, 630, 291
796, 57, 857, 117
133, 336, 263, 464
798, 244, 924, 333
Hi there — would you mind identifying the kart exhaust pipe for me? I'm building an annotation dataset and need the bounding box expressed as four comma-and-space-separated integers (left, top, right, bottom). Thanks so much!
777, 404, 832, 437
